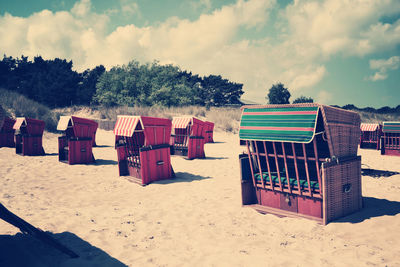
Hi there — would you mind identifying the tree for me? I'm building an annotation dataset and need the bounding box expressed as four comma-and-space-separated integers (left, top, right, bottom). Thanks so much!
266, 83, 290, 104
342, 104, 358, 110
94, 60, 244, 107
77, 65, 105, 105
0, 55, 16, 89
0, 55, 81, 107
200, 75, 244, 106
292, 96, 314, 104
32, 57, 80, 107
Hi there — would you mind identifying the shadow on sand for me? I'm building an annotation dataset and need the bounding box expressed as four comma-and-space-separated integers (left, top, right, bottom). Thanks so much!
198, 156, 228, 160
334, 197, 400, 223
361, 168, 400, 178
0, 231, 127, 267
153, 172, 211, 185
94, 159, 118, 166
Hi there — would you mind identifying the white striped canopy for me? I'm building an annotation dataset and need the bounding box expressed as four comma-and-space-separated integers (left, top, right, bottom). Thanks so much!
57, 116, 71, 131
13, 117, 26, 130
360, 123, 379, 132
172, 117, 192, 129
113, 116, 141, 137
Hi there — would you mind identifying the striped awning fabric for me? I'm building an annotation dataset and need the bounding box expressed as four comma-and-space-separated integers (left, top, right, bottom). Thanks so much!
239, 106, 320, 143
360, 123, 379, 132
13, 117, 26, 130
382, 121, 400, 133
57, 116, 71, 131
172, 117, 192, 129
113, 116, 141, 137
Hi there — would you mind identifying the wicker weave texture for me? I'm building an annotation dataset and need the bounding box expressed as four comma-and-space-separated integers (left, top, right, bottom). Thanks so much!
320, 105, 361, 158
322, 157, 362, 224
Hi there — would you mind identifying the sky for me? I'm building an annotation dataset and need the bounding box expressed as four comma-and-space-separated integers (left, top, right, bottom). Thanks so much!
0, 0, 399, 108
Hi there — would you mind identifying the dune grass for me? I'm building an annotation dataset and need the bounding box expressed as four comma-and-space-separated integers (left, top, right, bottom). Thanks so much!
2, 88, 399, 134
53, 105, 400, 134
357, 110, 400, 123
56, 105, 242, 133
98, 105, 242, 133
0, 88, 60, 132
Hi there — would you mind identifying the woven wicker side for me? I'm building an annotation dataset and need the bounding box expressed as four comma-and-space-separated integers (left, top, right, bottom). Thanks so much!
320, 105, 361, 158
322, 157, 362, 224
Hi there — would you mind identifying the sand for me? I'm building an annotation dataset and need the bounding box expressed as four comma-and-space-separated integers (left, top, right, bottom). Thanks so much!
1, 129, 400, 266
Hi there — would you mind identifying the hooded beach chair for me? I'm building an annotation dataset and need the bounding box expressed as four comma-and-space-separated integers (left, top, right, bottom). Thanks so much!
171, 117, 206, 159
0, 105, 4, 130
239, 103, 362, 224
359, 123, 381, 150
0, 116, 15, 148
381, 122, 400, 156
114, 116, 174, 185
204, 121, 215, 143
57, 116, 97, 164
13, 118, 45, 156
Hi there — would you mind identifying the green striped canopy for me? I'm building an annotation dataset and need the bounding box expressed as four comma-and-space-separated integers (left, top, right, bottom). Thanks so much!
239, 106, 319, 143
382, 122, 400, 133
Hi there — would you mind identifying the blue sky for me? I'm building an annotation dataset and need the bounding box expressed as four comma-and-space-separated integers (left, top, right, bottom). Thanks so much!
0, 0, 399, 108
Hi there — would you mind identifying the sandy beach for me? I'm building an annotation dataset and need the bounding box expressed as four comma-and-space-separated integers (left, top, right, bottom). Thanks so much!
1, 129, 400, 266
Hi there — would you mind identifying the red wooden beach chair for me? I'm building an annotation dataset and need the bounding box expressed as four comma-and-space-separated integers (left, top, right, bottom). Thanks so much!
114, 116, 174, 185
0, 106, 4, 129
171, 117, 206, 159
381, 122, 400, 156
0, 117, 16, 148
13, 118, 45, 156
359, 123, 381, 150
204, 121, 214, 143
239, 103, 362, 224
91, 122, 98, 147
57, 116, 97, 164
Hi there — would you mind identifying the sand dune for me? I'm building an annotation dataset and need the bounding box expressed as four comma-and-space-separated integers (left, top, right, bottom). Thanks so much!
1, 129, 400, 266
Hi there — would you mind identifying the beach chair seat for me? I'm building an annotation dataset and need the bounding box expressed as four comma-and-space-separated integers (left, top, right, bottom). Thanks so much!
254, 172, 320, 190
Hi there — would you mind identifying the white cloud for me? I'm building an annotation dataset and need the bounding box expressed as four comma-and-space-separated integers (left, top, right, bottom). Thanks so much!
369, 72, 388, 81
283, 0, 400, 58
0, 0, 400, 102
71, 0, 91, 17
367, 55, 400, 81
370, 55, 400, 70
287, 66, 326, 90
190, 0, 212, 12
316, 90, 332, 104
120, 0, 140, 17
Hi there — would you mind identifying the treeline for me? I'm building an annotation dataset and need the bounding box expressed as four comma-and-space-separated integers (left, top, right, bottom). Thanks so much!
337, 104, 400, 114
0, 55, 244, 108
266, 83, 400, 112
